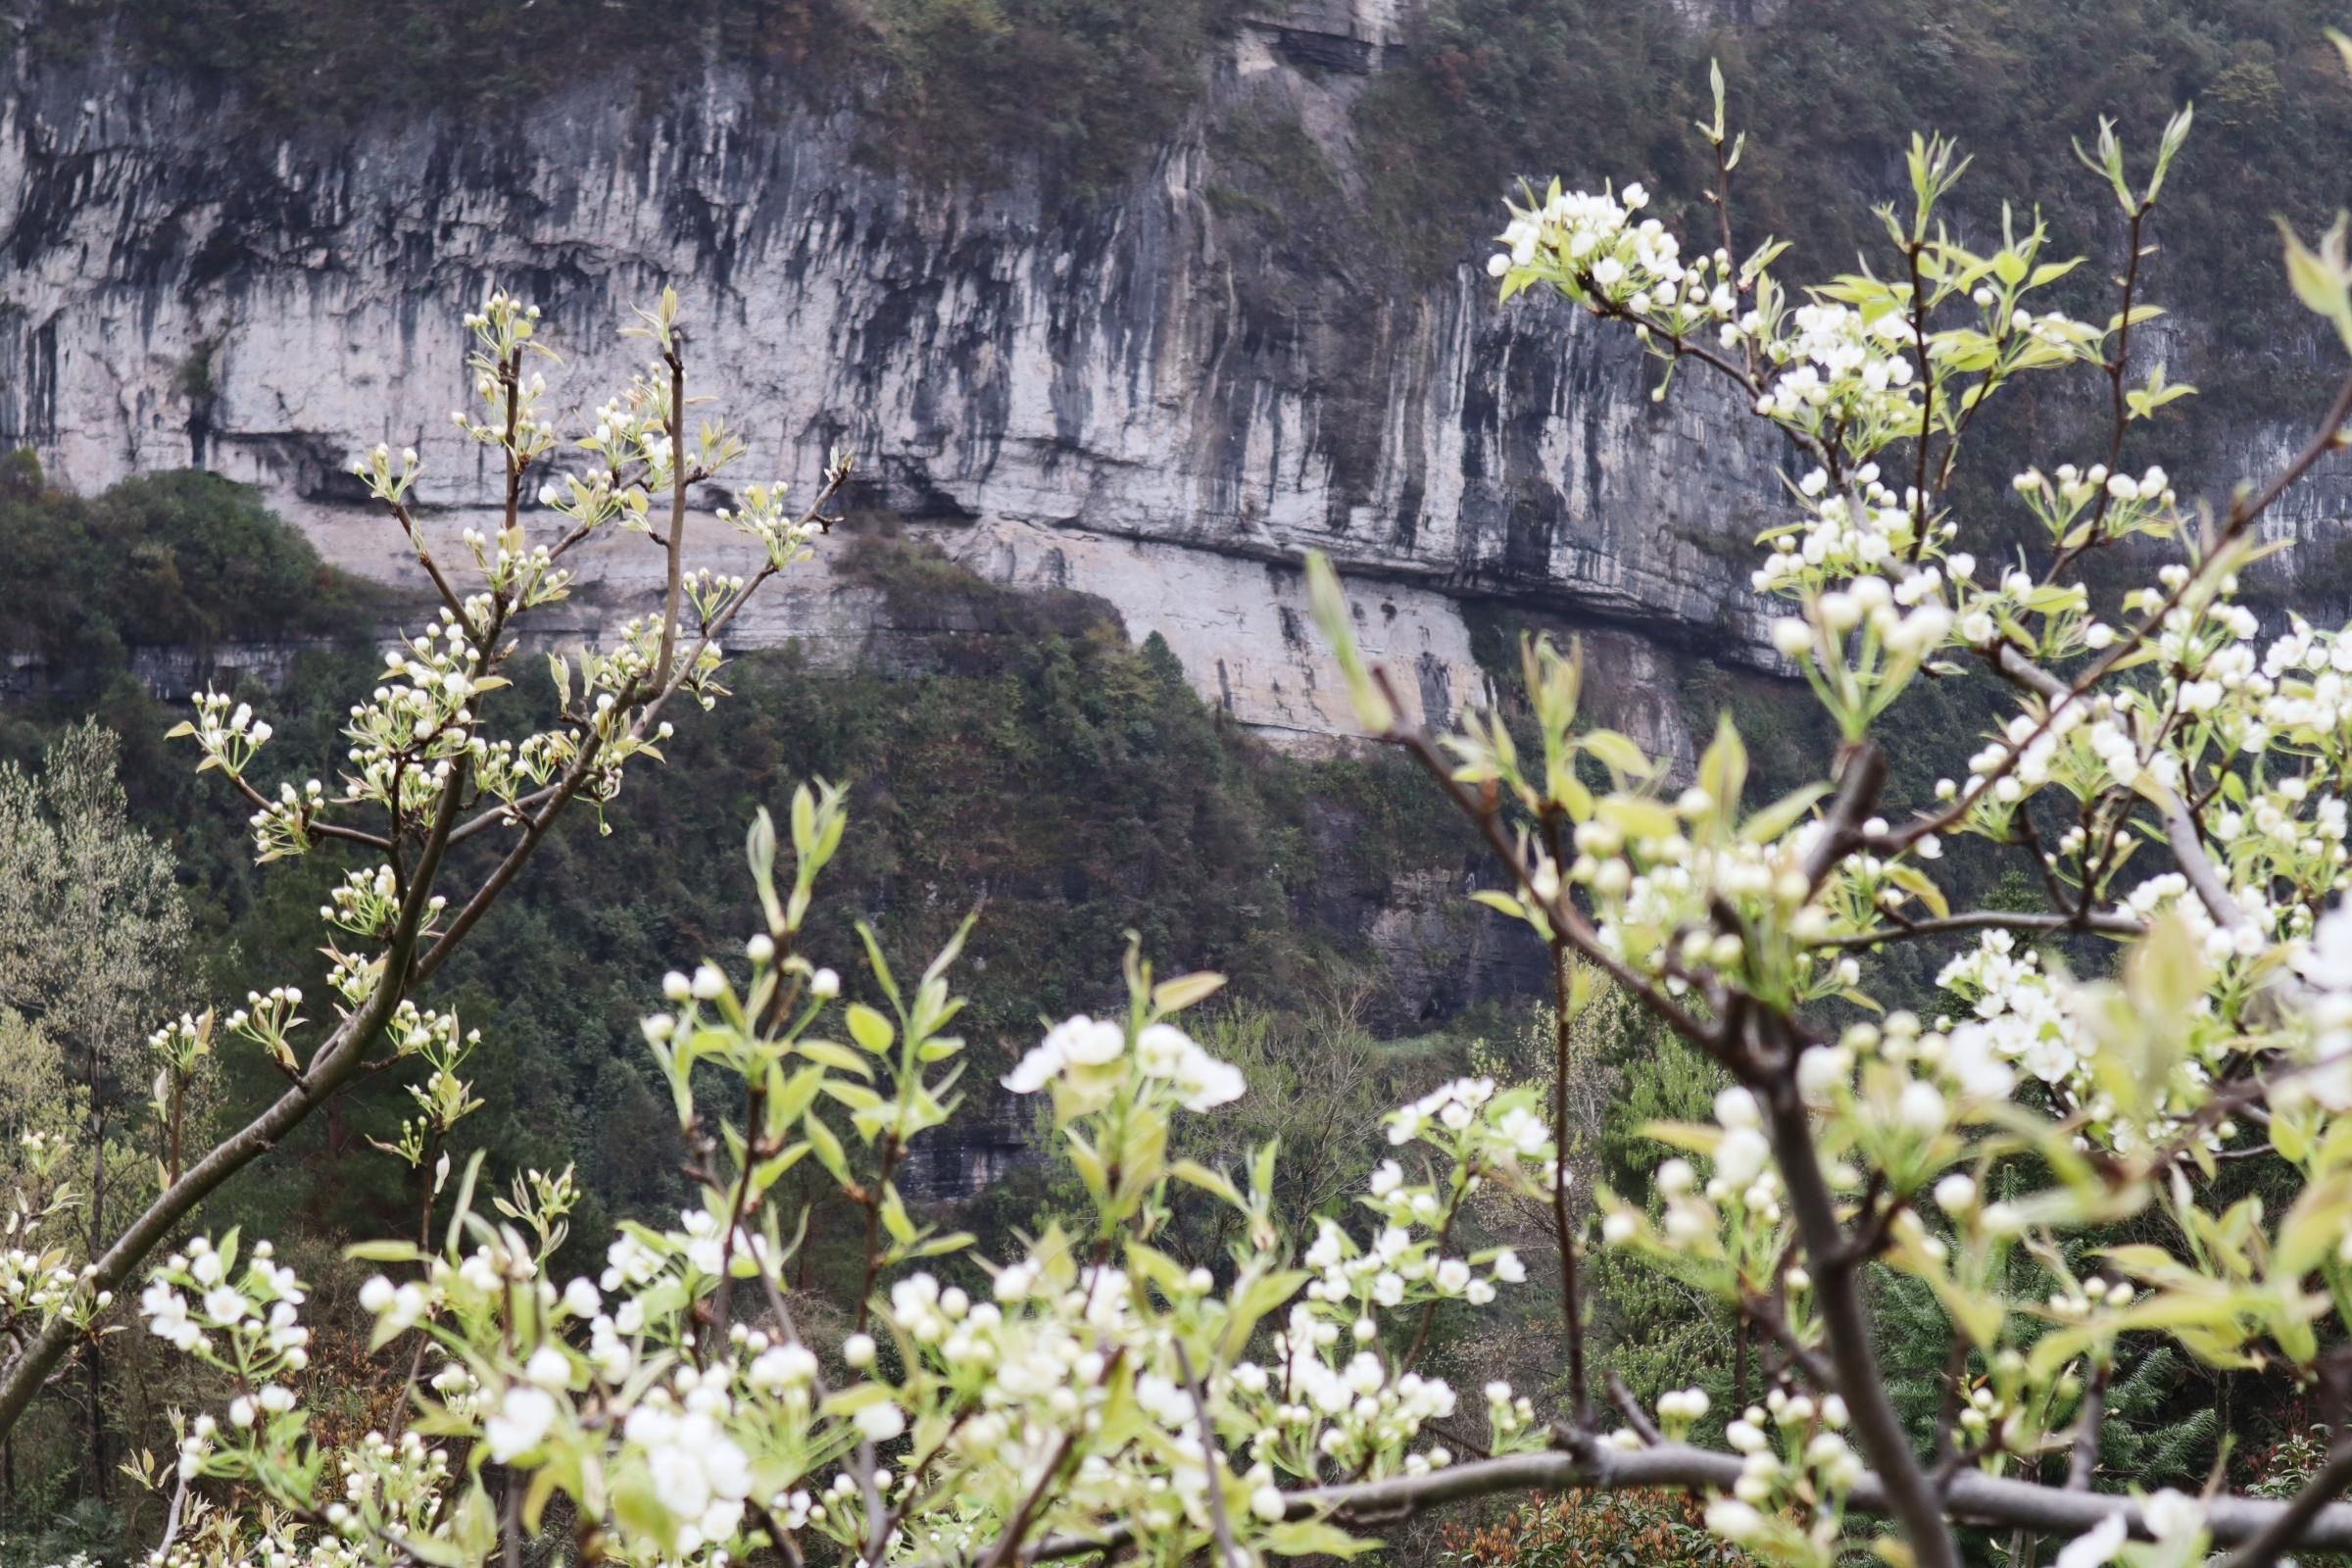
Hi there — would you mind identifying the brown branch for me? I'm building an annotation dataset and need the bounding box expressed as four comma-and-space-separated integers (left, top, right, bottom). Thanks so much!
384, 497, 472, 627
2224, 1442, 2352, 1568
1543, 889, 1591, 1421
958, 1435, 2352, 1568
656, 346, 688, 690
2160, 789, 2251, 934
1173, 1342, 1243, 1568
1743, 1293, 1838, 1395
1906, 241, 1936, 562
1605, 1375, 1663, 1446
1766, 1077, 1960, 1568
1802, 743, 1889, 891
447, 782, 564, 846
2048, 207, 2149, 583
1811, 908, 2146, 951
222, 770, 393, 853
2067, 1360, 2108, 1491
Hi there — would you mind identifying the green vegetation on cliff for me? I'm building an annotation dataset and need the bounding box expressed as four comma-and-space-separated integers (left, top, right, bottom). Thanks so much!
29, 0, 1248, 192
0, 453, 374, 688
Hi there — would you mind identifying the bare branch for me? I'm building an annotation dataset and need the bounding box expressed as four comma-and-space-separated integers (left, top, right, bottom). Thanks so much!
2067, 1360, 2107, 1491
2223, 1442, 2352, 1568
1174, 1342, 1243, 1568
655, 346, 689, 690
977, 1434, 2352, 1568
1800, 742, 1888, 890
2160, 789, 2251, 934
1605, 1375, 1663, 1446
1810, 907, 2146, 951
1765, 1081, 1959, 1568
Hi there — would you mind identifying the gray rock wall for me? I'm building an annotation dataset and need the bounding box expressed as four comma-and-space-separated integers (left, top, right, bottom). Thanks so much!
0, 6, 1813, 767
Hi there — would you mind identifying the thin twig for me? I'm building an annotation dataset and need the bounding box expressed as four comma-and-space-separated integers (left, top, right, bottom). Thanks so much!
1174, 1342, 1243, 1568
2067, 1360, 2108, 1491
1605, 1375, 1663, 1446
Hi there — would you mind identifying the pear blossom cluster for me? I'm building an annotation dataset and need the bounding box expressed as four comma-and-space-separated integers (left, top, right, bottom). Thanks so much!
246, 775, 328, 861
0, 1237, 102, 1341
2010, 462, 2178, 552
1752, 464, 1957, 590
138, 1235, 308, 1385
1003, 1013, 1246, 1111
719, 476, 833, 572
1746, 301, 1919, 446
460, 523, 570, 610
128, 775, 1572, 1568
172, 692, 273, 781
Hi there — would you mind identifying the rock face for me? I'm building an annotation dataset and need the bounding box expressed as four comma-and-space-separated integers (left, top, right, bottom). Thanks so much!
0, 0, 1823, 768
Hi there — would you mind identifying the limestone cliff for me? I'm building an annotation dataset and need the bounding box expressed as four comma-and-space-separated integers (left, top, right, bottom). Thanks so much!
0, 1, 1817, 772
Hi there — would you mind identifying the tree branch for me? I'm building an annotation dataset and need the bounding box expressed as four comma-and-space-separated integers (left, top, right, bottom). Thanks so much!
655, 346, 688, 690
2223, 1442, 2352, 1568
976, 1434, 2352, 1568
1811, 908, 2145, 951
1765, 1081, 1959, 1568
1800, 743, 1887, 891
1174, 1342, 1243, 1568
2067, 1360, 2107, 1491
0, 761, 466, 1439
2159, 788, 2250, 934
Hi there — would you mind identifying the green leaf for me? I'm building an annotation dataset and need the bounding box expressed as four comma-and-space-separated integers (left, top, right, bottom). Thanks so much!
770, 1063, 827, 1129
1580, 728, 1652, 777
1168, 1158, 1243, 1208
1696, 713, 1747, 817
820, 1080, 885, 1116
1597, 794, 1678, 841
803, 1112, 851, 1186
2280, 214, 2352, 357
1065, 1129, 1109, 1205
819, 1383, 894, 1417
1305, 553, 1395, 733
745, 808, 782, 934
879, 1184, 917, 1245
1469, 889, 1528, 920
1886, 863, 1949, 919
443, 1150, 486, 1257
1264, 1519, 1380, 1557
794, 1040, 874, 1077
1741, 782, 1832, 844
344, 1240, 425, 1263
1224, 1268, 1309, 1355
846, 1003, 895, 1054
1151, 970, 1226, 1014
2146, 101, 2193, 206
